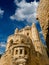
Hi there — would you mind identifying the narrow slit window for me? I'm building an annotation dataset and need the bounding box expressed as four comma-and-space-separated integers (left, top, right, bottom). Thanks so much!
16, 50, 18, 54
20, 49, 22, 54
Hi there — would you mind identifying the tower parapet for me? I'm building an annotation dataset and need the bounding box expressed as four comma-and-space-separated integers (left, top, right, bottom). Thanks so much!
14, 23, 48, 57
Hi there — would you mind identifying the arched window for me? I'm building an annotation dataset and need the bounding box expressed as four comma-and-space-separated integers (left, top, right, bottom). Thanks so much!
10, 39, 13, 43
16, 50, 18, 54
21, 40, 24, 43
27, 33, 29, 36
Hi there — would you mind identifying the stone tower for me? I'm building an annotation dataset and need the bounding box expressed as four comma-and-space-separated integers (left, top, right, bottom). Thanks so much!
14, 23, 47, 57
37, 0, 49, 56
0, 23, 49, 65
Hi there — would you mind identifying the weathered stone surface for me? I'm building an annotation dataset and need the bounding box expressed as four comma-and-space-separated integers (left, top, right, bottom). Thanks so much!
37, 0, 49, 55
0, 51, 49, 65
0, 23, 49, 65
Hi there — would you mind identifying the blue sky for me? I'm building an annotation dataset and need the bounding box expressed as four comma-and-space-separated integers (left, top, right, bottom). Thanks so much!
0, 0, 46, 54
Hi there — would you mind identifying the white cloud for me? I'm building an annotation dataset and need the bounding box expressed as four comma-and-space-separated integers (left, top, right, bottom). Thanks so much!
0, 9, 4, 18
39, 31, 43, 34
0, 51, 3, 54
10, 0, 39, 23
0, 42, 6, 54
0, 42, 6, 47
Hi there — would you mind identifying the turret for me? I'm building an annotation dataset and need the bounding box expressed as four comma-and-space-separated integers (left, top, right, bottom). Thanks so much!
6, 34, 35, 65
31, 23, 48, 57
31, 23, 43, 55
31, 23, 40, 41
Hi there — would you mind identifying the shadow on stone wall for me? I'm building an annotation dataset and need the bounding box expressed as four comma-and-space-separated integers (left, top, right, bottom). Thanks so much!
0, 54, 2, 58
